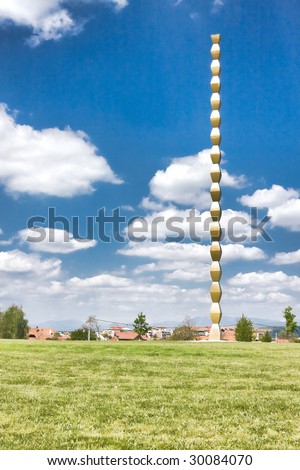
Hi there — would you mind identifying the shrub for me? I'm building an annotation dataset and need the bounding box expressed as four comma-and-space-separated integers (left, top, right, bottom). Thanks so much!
261, 331, 272, 342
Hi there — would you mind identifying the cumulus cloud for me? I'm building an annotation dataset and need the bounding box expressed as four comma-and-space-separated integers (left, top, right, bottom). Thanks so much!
240, 185, 300, 231
0, 0, 128, 46
68, 273, 131, 288
139, 197, 166, 211
225, 270, 300, 305
240, 184, 299, 209
0, 104, 122, 197
126, 205, 260, 244
228, 270, 300, 291
19, 228, 97, 254
66, 271, 200, 305
268, 199, 300, 231
0, 229, 13, 246
119, 241, 266, 264
149, 149, 246, 208
133, 259, 210, 283
223, 271, 300, 310
0, 249, 61, 276
270, 249, 300, 265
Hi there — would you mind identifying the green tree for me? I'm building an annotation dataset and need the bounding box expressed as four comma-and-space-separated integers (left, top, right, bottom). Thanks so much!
283, 306, 298, 338
278, 330, 288, 339
70, 328, 97, 340
261, 331, 272, 342
133, 312, 150, 336
0, 305, 29, 339
235, 314, 253, 342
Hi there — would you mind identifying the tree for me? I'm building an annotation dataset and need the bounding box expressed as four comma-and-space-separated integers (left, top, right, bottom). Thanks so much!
133, 312, 150, 336
170, 315, 195, 341
278, 330, 288, 339
283, 306, 298, 338
85, 315, 100, 341
235, 314, 253, 342
0, 305, 29, 339
261, 331, 272, 342
70, 328, 97, 340
171, 325, 195, 341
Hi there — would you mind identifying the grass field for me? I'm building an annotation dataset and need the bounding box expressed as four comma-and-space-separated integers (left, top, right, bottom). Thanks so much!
0, 340, 300, 450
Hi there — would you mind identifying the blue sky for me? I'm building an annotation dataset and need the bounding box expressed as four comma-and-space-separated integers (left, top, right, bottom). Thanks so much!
0, 0, 299, 326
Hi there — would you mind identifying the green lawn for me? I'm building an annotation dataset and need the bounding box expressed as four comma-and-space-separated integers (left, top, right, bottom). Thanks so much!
0, 340, 300, 450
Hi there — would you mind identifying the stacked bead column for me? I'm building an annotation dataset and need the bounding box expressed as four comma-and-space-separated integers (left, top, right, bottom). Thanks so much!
209, 34, 222, 341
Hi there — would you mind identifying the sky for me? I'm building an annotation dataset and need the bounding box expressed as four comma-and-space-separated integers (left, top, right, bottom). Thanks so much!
0, 0, 300, 327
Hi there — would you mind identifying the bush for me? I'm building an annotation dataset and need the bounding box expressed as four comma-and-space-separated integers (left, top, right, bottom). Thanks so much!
278, 330, 288, 339
170, 325, 195, 341
70, 328, 97, 340
261, 331, 272, 342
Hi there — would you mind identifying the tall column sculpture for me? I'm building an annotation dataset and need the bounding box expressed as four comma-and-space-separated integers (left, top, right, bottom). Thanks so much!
209, 34, 222, 341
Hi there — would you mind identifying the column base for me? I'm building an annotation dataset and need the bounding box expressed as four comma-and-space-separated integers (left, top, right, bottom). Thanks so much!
209, 323, 221, 341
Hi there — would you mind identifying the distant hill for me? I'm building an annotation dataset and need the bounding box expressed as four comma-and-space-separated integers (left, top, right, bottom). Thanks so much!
155, 316, 285, 329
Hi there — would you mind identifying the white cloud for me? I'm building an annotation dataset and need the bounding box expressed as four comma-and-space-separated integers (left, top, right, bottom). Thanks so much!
120, 205, 135, 212
0, 104, 122, 197
225, 269, 300, 306
19, 228, 97, 253
149, 149, 246, 208
0, 239, 13, 246
0, 229, 12, 246
0, 249, 61, 276
270, 249, 300, 265
68, 273, 131, 288
0, 0, 128, 46
139, 197, 165, 211
164, 267, 208, 282
211, 0, 225, 14
228, 270, 300, 291
240, 184, 299, 209
222, 244, 266, 262
119, 241, 266, 264
240, 184, 300, 231
268, 199, 300, 231
126, 205, 260, 244
81, 0, 128, 9
223, 286, 294, 304
133, 259, 210, 283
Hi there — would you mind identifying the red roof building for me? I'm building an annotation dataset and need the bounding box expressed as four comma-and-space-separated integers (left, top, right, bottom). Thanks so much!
114, 331, 147, 341
28, 327, 55, 340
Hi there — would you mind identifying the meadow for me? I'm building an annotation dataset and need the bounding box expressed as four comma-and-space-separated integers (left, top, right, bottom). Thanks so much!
0, 340, 300, 450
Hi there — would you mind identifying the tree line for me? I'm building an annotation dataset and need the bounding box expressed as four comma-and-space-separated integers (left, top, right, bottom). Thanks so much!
0, 305, 29, 339
170, 307, 299, 342
0, 305, 298, 342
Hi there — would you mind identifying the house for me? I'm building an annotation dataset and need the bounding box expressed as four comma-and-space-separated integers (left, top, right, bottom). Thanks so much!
221, 326, 236, 341
254, 328, 268, 341
192, 326, 210, 340
191, 325, 236, 341
28, 327, 55, 340
148, 326, 172, 340
114, 331, 148, 341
